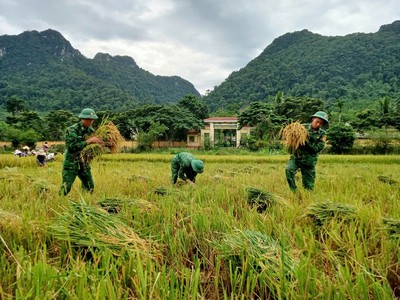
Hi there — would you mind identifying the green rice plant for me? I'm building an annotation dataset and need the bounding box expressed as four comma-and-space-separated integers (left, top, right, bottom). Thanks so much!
50, 200, 160, 259
303, 202, 357, 227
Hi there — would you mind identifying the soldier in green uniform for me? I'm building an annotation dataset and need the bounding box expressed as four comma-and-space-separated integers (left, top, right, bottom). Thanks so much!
285, 111, 329, 192
60, 108, 104, 195
171, 152, 204, 186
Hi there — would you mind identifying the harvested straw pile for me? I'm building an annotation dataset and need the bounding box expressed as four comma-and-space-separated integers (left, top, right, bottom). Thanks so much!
246, 187, 276, 212
217, 230, 296, 298
383, 218, 400, 238
50, 201, 160, 258
303, 202, 357, 226
154, 186, 167, 195
378, 175, 397, 185
280, 121, 308, 154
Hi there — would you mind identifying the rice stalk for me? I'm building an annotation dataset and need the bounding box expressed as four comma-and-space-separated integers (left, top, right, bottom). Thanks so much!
280, 121, 309, 154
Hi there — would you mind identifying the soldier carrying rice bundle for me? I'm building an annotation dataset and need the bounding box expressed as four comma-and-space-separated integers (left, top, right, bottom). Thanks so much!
280, 111, 329, 192
60, 108, 104, 196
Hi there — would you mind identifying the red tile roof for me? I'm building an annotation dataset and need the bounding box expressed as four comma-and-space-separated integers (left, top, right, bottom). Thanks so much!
204, 117, 238, 123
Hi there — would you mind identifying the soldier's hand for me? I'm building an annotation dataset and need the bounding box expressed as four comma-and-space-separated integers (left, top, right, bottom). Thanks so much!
186, 179, 195, 186
86, 137, 104, 145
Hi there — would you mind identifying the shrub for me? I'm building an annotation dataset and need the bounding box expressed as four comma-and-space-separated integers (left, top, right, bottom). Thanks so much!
327, 123, 356, 154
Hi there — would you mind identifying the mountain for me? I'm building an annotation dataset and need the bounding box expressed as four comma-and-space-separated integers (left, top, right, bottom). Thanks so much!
203, 20, 400, 112
0, 29, 200, 113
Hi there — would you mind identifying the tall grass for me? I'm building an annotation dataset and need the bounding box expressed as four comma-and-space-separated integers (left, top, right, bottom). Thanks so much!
0, 153, 399, 298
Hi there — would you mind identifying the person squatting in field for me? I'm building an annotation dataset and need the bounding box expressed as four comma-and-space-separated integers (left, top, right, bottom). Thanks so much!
285, 111, 329, 192
60, 108, 104, 195
171, 152, 204, 186
36, 149, 47, 167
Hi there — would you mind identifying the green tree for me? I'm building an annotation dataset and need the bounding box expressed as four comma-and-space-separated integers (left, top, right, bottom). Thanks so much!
6, 128, 40, 149
5, 96, 27, 116
274, 96, 325, 123
177, 94, 209, 120
44, 110, 77, 141
327, 123, 356, 154
238, 101, 284, 140
137, 121, 167, 151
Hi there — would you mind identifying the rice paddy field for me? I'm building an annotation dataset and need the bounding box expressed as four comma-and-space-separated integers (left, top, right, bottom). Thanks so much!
1, 153, 400, 299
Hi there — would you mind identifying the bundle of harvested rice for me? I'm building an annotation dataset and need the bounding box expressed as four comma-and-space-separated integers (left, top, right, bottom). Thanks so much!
97, 198, 134, 213
94, 121, 125, 152
383, 218, 400, 238
81, 121, 125, 162
246, 187, 276, 212
303, 202, 357, 226
280, 121, 309, 154
154, 186, 167, 195
0, 209, 23, 233
97, 197, 154, 214
80, 144, 104, 163
127, 174, 150, 182
378, 175, 397, 185
50, 201, 160, 258
217, 229, 296, 298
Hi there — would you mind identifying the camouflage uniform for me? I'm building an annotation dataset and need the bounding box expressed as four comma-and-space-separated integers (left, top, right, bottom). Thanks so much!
171, 152, 198, 184
60, 122, 95, 195
285, 124, 326, 191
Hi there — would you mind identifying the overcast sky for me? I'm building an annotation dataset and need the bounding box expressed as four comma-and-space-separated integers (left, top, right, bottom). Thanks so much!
0, 0, 399, 94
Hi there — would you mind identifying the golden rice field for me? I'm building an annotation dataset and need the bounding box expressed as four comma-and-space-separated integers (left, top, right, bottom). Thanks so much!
0, 153, 400, 299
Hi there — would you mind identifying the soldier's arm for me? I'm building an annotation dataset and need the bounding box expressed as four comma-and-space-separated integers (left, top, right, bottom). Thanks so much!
171, 159, 180, 184
306, 134, 326, 154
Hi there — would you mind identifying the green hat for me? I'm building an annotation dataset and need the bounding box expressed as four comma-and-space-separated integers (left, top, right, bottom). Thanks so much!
191, 159, 204, 174
78, 108, 98, 119
311, 111, 329, 126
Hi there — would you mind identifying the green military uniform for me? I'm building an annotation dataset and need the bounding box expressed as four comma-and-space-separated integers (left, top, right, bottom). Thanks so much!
60, 121, 95, 195
171, 152, 204, 184
285, 124, 326, 191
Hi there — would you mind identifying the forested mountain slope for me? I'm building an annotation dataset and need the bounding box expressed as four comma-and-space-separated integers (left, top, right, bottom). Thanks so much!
204, 20, 400, 112
0, 29, 199, 113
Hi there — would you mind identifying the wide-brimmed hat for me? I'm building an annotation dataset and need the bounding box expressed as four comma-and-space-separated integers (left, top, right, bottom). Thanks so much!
310, 111, 329, 126
22, 146, 30, 150
78, 108, 98, 119
191, 159, 204, 173
38, 149, 46, 155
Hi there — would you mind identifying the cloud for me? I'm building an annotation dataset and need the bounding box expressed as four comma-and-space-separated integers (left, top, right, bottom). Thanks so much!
0, 0, 399, 94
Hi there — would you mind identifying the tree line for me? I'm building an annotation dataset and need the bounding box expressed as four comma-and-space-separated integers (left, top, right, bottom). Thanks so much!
1, 92, 399, 154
